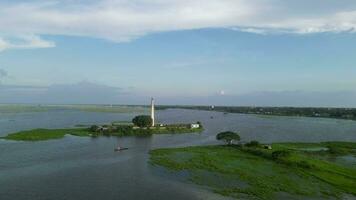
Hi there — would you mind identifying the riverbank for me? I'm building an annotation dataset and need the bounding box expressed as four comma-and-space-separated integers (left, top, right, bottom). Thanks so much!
1, 125, 203, 141
2, 104, 356, 121
149, 142, 356, 199
157, 105, 356, 121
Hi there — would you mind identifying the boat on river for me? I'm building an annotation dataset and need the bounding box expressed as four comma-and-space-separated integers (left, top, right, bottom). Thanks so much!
115, 146, 128, 151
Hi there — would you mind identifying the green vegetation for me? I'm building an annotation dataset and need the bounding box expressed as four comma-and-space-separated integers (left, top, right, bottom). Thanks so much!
2, 128, 91, 141
157, 105, 356, 121
150, 142, 356, 199
132, 115, 153, 127
245, 140, 260, 147
216, 131, 240, 145
89, 123, 203, 137
2, 114, 203, 141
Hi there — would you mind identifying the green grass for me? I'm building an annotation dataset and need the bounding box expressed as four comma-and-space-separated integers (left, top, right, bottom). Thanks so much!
2, 128, 91, 141
149, 143, 356, 199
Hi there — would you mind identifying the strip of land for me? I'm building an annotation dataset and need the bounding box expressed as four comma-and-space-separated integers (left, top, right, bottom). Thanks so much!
2, 104, 356, 121
149, 142, 356, 199
157, 105, 356, 121
1, 124, 203, 141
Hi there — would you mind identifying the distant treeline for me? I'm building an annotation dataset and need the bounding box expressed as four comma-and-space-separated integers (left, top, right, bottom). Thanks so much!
156, 106, 356, 120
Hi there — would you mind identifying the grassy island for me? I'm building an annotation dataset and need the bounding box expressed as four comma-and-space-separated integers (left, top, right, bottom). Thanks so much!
2, 128, 91, 141
150, 142, 356, 199
2, 124, 203, 141
2, 114, 203, 141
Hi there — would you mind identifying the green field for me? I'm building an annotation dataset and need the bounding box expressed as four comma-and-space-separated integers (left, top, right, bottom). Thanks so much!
2, 126, 203, 141
1, 128, 91, 141
149, 142, 356, 199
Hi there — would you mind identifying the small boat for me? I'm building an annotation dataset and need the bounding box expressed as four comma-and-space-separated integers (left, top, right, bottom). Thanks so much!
114, 146, 128, 152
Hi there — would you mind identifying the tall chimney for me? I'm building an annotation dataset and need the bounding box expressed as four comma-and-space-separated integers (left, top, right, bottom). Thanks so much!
151, 98, 155, 127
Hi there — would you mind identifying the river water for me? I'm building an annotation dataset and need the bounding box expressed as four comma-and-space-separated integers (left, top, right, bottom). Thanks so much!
1, 109, 356, 200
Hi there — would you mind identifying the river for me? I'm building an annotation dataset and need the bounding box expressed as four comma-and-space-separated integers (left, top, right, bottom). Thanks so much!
1, 109, 356, 200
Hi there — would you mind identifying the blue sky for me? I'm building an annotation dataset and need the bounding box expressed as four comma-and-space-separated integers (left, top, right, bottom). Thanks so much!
0, 0, 356, 106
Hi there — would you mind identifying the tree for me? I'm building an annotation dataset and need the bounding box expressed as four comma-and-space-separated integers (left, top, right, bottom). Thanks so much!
196, 121, 202, 127
271, 150, 290, 161
89, 125, 99, 132
216, 131, 240, 145
132, 115, 153, 128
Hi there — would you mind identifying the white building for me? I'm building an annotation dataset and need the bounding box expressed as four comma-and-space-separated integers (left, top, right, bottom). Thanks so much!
191, 124, 200, 129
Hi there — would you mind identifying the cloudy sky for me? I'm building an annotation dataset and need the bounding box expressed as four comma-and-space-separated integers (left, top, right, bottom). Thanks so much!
0, 0, 356, 106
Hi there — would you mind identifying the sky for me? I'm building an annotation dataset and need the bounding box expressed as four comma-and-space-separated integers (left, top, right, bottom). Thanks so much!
0, 0, 356, 107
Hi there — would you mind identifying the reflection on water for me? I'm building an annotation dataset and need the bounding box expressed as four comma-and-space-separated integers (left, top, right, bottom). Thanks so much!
1, 109, 356, 200
336, 155, 356, 166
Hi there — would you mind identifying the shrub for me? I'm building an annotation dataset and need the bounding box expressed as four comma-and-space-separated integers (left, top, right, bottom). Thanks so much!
297, 160, 314, 169
196, 121, 202, 127
272, 150, 290, 161
328, 146, 348, 155
245, 140, 260, 147
89, 125, 99, 132
244, 148, 271, 159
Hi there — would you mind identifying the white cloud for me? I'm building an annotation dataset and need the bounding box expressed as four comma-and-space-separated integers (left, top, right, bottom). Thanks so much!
1, 0, 356, 50
0, 35, 55, 51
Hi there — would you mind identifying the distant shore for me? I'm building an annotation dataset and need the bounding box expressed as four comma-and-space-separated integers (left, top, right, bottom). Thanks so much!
0, 104, 149, 113
157, 105, 356, 121
1, 104, 356, 121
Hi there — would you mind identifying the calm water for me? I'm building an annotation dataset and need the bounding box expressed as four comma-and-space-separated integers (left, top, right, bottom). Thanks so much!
1, 109, 356, 200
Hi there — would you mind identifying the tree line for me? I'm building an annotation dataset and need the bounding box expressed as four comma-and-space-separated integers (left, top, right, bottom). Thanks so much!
157, 106, 356, 120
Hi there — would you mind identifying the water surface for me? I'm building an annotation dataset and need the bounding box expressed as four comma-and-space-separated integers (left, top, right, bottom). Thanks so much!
1, 109, 356, 200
